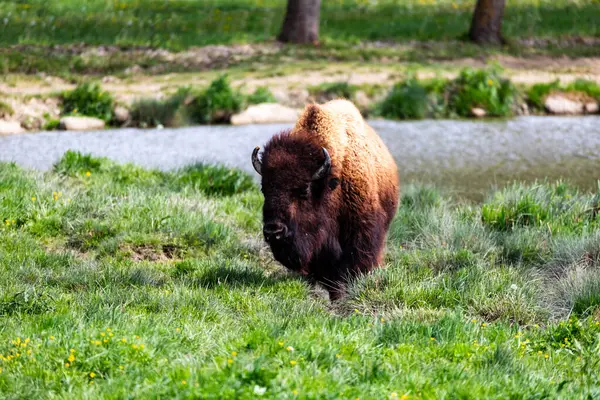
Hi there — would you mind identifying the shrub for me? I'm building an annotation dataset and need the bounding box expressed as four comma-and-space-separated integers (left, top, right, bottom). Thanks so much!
526, 80, 560, 110
43, 119, 60, 131
130, 88, 191, 128
564, 79, 600, 99
448, 66, 516, 117
0, 100, 14, 117
377, 78, 431, 119
309, 81, 358, 102
247, 86, 277, 104
188, 75, 244, 124
62, 82, 114, 121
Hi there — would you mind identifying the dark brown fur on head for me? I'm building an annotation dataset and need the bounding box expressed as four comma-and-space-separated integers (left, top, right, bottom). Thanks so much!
257, 130, 341, 277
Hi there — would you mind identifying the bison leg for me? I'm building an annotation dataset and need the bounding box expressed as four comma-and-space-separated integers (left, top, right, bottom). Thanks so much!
326, 216, 388, 300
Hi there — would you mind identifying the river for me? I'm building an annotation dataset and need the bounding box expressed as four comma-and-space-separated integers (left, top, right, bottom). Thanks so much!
1, 116, 599, 199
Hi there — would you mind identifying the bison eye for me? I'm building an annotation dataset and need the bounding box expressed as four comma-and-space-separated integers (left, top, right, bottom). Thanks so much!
292, 185, 310, 200
328, 178, 340, 190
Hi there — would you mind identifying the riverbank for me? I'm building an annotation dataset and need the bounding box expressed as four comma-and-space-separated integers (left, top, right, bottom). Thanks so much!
2, 54, 600, 134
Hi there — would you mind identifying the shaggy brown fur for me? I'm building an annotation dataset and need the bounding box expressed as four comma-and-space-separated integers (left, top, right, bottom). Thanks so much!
252, 99, 399, 300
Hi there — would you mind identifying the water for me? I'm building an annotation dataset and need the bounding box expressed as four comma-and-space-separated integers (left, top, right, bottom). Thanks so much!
1, 116, 599, 199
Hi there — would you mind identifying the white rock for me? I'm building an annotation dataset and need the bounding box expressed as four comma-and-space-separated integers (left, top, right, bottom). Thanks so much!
230, 103, 301, 125
584, 102, 599, 114
59, 116, 105, 131
0, 120, 25, 135
544, 95, 584, 115
471, 108, 487, 118
113, 106, 130, 124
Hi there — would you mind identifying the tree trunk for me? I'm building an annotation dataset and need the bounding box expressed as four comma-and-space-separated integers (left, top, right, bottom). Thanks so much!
278, 0, 321, 45
469, 0, 506, 45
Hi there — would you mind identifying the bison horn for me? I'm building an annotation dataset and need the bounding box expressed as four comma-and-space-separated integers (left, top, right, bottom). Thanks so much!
251, 146, 262, 175
311, 147, 331, 181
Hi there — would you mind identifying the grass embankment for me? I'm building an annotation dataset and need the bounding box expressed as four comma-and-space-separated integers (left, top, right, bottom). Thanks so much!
38, 68, 600, 130
1, 151, 600, 398
1, 0, 599, 76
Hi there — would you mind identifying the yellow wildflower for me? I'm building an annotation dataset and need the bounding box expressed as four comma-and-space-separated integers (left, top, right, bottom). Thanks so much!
487, 79, 494, 86
94, 340, 101, 345
181, 380, 187, 385
231, 351, 237, 357
278, 341, 284, 346
290, 360, 297, 366
430, 337, 436, 341
121, 338, 127, 343
49, 336, 55, 340
31, 197, 36, 201
286, 346, 294, 352
89, 372, 96, 378
65, 363, 70, 367
227, 359, 233, 364
293, 390, 298, 395
119, 366, 124, 370
101, 333, 105, 337
85, 171, 91, 177
68, 354, 75, 362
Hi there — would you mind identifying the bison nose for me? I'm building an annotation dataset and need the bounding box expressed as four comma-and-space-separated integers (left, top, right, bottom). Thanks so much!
263, 222, 288, 241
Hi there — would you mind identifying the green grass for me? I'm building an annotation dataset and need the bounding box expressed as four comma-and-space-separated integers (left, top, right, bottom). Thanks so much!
0, 0, 598, 50
527, 79, 600, 111
0, 101, 14, 117
1, 152, 600, 398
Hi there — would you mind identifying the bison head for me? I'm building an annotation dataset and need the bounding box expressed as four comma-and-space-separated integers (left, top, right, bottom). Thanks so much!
251, 131, 340, 273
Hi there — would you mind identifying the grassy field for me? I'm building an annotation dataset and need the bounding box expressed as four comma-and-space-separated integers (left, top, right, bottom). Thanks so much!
0, 0, 599, 50
1, 151, 600, 398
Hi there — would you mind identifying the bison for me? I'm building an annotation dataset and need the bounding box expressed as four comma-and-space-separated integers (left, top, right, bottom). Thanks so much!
251, 99, 399, 300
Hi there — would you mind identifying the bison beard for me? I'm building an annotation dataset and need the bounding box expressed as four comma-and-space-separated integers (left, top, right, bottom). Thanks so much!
252, 100, 399, 301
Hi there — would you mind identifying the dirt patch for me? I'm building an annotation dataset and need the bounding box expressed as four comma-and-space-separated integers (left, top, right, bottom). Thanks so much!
126, 244, 182, 262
